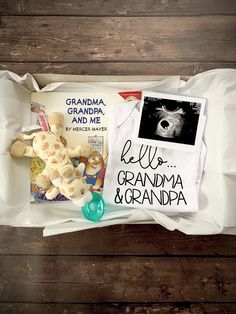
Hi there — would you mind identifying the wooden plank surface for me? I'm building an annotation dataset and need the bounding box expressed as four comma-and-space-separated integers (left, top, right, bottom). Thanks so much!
0, 0, 236, 311
0, 16, 235, 62
0, 225, 235, 256
1, 0, 236, 16
0, 303, 235, 314
0, 61, 235, 76
0, 256, 235, 302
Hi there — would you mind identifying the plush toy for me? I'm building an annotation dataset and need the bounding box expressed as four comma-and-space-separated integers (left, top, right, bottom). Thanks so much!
10, 112, 93, 206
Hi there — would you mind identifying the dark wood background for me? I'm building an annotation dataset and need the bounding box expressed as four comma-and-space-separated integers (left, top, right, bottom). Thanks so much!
0, 1, 236, 313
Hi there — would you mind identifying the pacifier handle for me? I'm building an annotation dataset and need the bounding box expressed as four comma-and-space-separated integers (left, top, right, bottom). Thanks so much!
81, 192, 105, 222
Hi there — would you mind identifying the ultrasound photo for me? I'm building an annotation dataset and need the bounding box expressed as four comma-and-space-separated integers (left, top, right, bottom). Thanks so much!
137, 93, 205, 150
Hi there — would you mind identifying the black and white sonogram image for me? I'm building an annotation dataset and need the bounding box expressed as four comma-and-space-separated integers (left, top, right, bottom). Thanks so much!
138, 96, 202, 146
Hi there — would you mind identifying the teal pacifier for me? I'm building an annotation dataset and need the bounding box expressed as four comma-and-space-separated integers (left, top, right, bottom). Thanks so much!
81, 192, 105, 222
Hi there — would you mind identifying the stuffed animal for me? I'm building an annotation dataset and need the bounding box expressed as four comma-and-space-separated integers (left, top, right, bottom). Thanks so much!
10, 112, 92, 206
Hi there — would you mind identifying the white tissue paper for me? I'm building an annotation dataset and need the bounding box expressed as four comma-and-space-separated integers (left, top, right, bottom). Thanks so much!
0, 69, 235, 236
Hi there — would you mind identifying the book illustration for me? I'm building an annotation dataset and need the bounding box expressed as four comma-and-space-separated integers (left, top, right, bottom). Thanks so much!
34, 190, 69, 203
88, 135, 104, 154
82, 151, 106, 192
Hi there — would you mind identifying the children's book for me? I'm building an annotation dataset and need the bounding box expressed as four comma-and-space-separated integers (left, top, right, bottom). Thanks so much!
30, 91, 141, 203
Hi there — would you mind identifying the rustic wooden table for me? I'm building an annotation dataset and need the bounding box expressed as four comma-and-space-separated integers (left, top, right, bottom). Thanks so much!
0, 1, 236, 313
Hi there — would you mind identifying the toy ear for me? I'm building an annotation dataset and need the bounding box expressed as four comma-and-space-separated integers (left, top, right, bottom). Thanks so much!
48, 112, 64, 137
60, 136, 67, 147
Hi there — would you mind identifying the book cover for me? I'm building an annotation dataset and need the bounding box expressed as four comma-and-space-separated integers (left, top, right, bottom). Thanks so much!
30, 91, 141, 203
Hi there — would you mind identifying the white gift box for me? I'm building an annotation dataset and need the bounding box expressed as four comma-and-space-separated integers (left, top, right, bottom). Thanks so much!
0, 69, 235, 236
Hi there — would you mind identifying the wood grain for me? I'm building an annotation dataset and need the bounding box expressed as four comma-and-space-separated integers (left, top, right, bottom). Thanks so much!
0, 225, 236, 256
0, 61, 235, 76
0, 256, 235, 302
0, 303, 235, 314
0, 0, 235, 310
0, 16, 235, 62
1, 0, 236, 16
